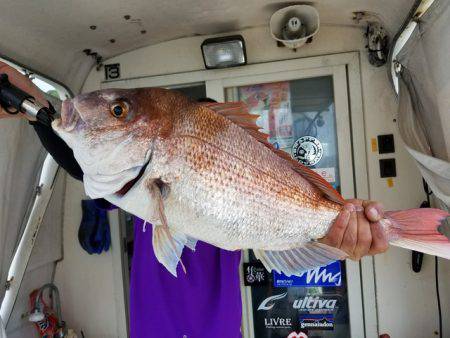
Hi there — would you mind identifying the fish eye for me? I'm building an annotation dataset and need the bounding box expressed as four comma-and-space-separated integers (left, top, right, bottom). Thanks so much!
109, 100, 129, 118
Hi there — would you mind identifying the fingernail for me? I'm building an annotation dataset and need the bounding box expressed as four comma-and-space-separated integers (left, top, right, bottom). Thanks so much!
368, 208, 379, 220
344, 204, 355, 212
354, 205, 364, 212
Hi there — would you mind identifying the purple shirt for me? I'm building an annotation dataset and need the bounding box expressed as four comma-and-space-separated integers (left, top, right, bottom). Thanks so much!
130, 217, 242, 338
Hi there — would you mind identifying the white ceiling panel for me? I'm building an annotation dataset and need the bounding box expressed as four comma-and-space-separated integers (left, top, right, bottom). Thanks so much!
0, 0, 414, 91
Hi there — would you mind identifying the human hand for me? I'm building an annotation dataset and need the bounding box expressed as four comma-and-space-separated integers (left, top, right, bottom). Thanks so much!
0, 61, 47, 120
320, 199, 388, 260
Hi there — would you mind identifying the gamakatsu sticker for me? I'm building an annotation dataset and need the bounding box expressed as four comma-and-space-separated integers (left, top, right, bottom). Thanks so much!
291, 136, 323, 166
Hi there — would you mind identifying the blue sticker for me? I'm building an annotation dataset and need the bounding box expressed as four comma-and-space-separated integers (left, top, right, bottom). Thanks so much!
273, 261, 342, 288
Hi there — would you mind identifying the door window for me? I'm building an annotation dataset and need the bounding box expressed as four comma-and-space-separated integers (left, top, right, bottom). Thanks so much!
229, 76, 350, 338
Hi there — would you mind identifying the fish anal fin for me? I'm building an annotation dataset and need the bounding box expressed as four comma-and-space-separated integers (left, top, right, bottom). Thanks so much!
254, 242, 348, 277
205, 101, 345, 204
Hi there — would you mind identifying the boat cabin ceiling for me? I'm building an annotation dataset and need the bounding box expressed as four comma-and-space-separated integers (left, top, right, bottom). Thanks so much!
2, 0, 413, 92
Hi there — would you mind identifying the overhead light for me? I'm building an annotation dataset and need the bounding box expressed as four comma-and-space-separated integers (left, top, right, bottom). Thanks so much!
201, 35, 247, 69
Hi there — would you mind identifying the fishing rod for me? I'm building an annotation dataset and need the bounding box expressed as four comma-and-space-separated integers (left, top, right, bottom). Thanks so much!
0, 73, 55, 126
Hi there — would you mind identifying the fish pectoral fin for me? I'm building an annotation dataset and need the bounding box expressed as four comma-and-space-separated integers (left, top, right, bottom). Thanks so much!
254, 242, 348, 277
149, 180, 198, 276
152, 225, 197, 277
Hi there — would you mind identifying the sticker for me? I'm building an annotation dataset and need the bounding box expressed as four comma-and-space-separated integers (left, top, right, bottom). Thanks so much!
243, 262, 269, 286
287, 332, 308, 338
371, 138, 378, 152
292, 296, 337, 313
257, 293, 288, 311
272, 106, 294, 148
263, 317, 293, 329
273, 261, 341, 288
257, 293, 338, 313
299, 314, 334, 331
387, 177, 394, 187
312, 167, 336, 183
292, 136, 323, 166
104, 63, 121, 80
257, 293, 287, 311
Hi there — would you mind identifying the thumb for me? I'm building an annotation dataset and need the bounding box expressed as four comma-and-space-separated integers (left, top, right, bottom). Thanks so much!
363, 201, 384, 222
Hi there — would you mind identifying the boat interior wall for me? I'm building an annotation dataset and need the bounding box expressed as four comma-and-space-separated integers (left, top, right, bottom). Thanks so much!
54, 176, 121, 338
0, 0, 413, 93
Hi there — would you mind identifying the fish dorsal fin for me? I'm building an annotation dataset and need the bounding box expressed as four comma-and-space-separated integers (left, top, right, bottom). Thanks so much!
205, 102, 345, 205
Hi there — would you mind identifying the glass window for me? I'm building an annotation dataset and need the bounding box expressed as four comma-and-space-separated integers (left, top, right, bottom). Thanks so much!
236, 76, 340, 191
171, 83, 207, 100
0, 57, 71, 101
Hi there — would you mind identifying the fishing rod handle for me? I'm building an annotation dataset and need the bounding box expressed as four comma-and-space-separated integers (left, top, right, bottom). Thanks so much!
0, 73, 54, 126
0, 73, 33, 114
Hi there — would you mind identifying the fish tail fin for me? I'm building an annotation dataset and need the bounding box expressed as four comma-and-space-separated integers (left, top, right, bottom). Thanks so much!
385, 208, 450, 259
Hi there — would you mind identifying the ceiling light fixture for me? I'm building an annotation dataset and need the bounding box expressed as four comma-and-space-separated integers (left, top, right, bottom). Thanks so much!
201, 35, 247, 69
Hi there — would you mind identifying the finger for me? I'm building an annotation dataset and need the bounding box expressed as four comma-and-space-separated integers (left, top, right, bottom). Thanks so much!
363, 200, 384, 222
320, 204, 353, 248
353, 211, 372, 260
346, 199, 364, 212
0, 114, 21, 120
368, 222, 389, 255
340, 208, 358, 258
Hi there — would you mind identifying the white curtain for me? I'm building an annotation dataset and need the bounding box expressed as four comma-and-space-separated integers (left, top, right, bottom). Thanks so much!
0, 118, 46, 306
396, 0, 450, 210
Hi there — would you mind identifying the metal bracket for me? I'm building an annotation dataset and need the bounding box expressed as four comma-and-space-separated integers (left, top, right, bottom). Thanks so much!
35, 184, 43, 196
393, 60, 403, 75
4, 277, 13, 291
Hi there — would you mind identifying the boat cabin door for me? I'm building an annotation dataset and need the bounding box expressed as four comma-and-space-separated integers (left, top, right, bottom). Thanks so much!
216, 53, 372, 338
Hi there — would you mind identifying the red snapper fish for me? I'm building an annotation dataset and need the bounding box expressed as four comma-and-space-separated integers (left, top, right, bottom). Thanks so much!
52, 88, 450, 276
